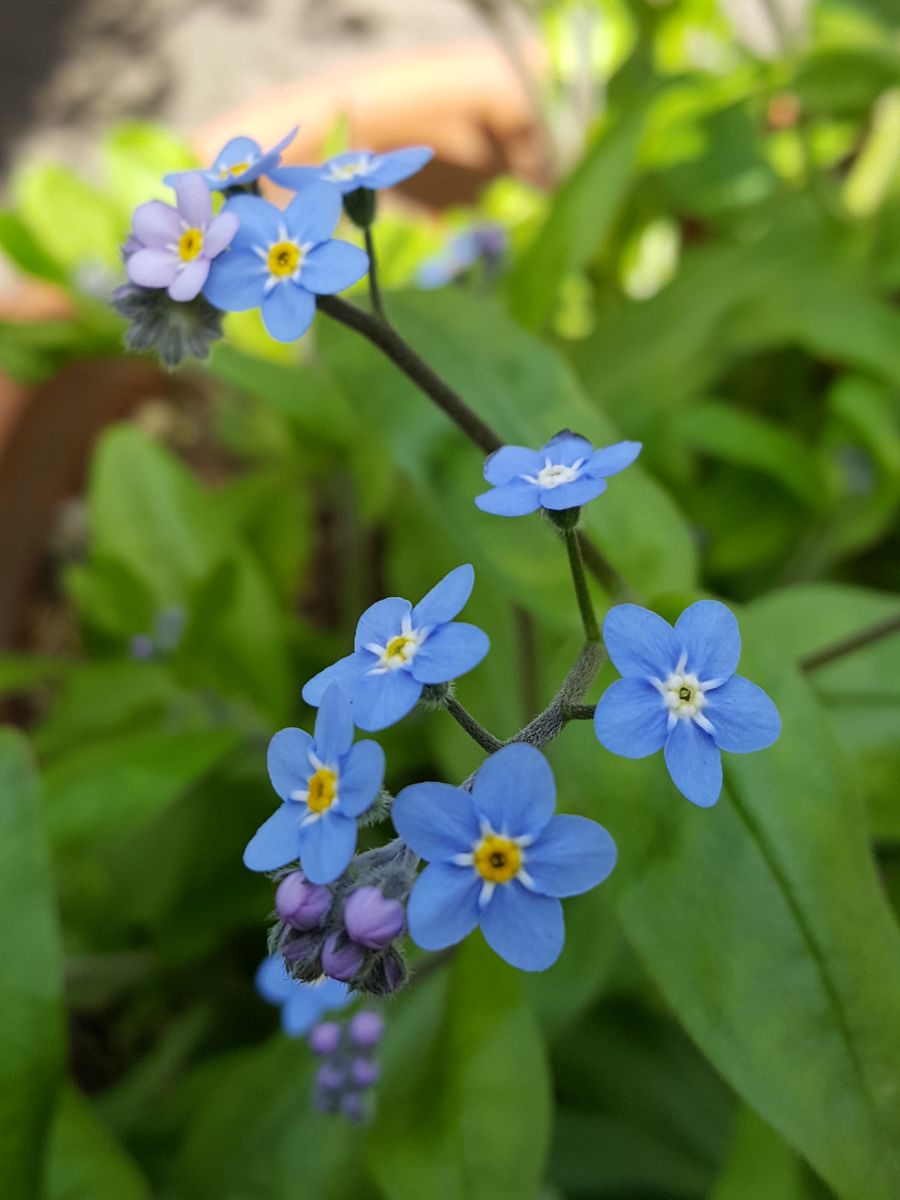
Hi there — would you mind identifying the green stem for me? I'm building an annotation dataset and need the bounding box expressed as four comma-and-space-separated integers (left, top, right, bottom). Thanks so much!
564, 527, 601, 642
364, 225, 388, 323
442, 695, 503, 754
799, 611, 900, 673
561, 703, 596, 720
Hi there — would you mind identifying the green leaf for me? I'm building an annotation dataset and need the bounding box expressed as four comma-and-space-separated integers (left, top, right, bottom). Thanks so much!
559, 614, 900, 1199
0, 729, 64, 1199
506, 102, 649, 330
711, 1106, 808, 1200
103, 122, 197, 218
0, 210, 67, 283
42, 1085, 150, 1200
15, 164, 124, 271
367, 939, 551, 1200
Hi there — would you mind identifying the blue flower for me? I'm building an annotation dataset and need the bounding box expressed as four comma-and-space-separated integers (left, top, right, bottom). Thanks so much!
392, 743, 617, 971
244, 685, 385, 882
270, 146, 433, 195
594, 600, 781, 808
255, 955, 350, 1036
202, 183, 369, 341
165, 126, 299, 191
302, 564, 489, 733
475, 432, 642, 516
417, 223, 507, 289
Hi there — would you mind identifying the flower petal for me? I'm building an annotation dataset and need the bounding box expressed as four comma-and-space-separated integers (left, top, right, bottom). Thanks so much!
664, 720, 723, 807
406, 861, 481, 950
261, 284, 316, 342
314, 684, 354, 763
705, 675, 781, 753
675, 599, 741, 682
483, 445, 543, 485
539, 476, 607, 510
410, 622, 489, 684
525, 814, 617, 897
301, 240, 369, 294
587, 440, 642, 477
392, 781, 479, 860
224, 195, 282, 250
337, 740, 385, 817
285, 181, 342, 245
354, 597, 413, 651
603, 604, 681, 679
475, 482, 541, 516
350, 670, 422, 732
203, 249, 267, 311
480, 883, 564, 971
255, 954, 292, 1003
212, 136, 262, 174
301, 651, 370, 706
542, 432, 594, 466
131, 200, 180, 248
471, 743, 555, 837
317, 978, 351, 1011
167, 259, 209, 301
282, 987, 325, 1037
267, 165, 327, 192
204, 210, 239, 257
298, 812, 357, 883
594, 677, 668, 758
243, 802, 303, 871
127, 247, 177, 288
365, 146, 434, 188
174, 172, 212, 227
267, 727, 315, 798
412, 564, 475, 627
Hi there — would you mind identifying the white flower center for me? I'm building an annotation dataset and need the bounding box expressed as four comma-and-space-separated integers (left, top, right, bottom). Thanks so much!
651, 651, 722, 734
365, 614, 429, 674
522, 457, 585, 490
326, 156, 372, 183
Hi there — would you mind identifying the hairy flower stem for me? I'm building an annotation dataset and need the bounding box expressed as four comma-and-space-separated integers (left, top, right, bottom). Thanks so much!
799, 611, 900, 672
508, 640, 605, 750
443, 695, 503, 753
563, 527, 602, 642
317, 295, 624, 595
363, 226, 388, 324
561, 704, 596, 720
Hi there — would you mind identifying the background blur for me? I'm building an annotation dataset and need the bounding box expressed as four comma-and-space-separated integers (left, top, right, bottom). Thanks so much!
2, 1, 900, 1198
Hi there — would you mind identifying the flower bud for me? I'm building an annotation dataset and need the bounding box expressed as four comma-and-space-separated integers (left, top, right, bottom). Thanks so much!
339, 1091, 366, 1123
350, 1057, 380, 1088
316, 1062, 344, 1092
343, 886, 405, 950
308, 1021, 342, 1056
348, 1010, 384, 1048
321, 933, 365, 982
276, 871, 332, 930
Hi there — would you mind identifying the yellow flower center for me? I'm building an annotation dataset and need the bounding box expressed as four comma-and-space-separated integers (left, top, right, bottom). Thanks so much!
384, 634, 416, 664
307, 767, 337, 814
329, 159, 367, 181
219, 160, 251, 179
473, 834, 521, 884
267, 241, 302, 278
178, 228, 204, 262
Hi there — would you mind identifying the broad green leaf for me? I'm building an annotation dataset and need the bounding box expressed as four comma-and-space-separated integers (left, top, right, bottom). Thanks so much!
506, 102, 649, 329
42, 1085, 150, 1200
0, 655, 71, 695
15, 164, 124, 271
104, 122, 197, 217
558, 613, 900, 1199
711, 1106, 808, 1200
0, 729, 64, 1199
42, 726, 239, 848
0, 210, 67, 283
368, 939, 551, 1200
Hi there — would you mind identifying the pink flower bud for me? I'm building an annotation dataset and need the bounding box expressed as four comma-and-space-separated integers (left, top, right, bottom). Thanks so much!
275, 871, 332, 930
321, 933, 364, 982
349, 1010, 384, 1048
343, 886, 405, 950
308, 1021, 342, 1055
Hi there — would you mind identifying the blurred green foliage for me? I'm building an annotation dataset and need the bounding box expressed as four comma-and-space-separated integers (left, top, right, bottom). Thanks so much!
2, 0, 900, 1197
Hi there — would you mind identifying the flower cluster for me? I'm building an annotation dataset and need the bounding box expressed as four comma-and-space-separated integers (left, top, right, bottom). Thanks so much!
311, 1010, 385, 1122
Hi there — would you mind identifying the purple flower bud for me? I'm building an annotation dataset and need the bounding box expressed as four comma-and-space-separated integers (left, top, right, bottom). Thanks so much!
343, 886, 405, 950
280, 933, 314, 962
349, 1010, 384, 1048
129, 634, 156, 661
308, 1021, 342, 1055
275, 871, 332, 930
350, 1057, 381, 1088
339, 1091, 366, 1122
321, 933, 365, 982
316, 1062, 344, 1092
314, 1087, 339, 1115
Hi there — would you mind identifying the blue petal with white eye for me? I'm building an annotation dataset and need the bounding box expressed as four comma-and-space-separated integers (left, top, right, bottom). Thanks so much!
594, 678, 669, 758
203, 249, 267, 311
302, 651, 371, 706
243, 802, 303, 872
267, 727, 315, 799
261, 283, 316, 342
350, 670, 422, 732
675, 600, 741, 682
475, 482, 542, 516
364, 146, 434, 188
539, 476, 607, 510
524, 814, 617, 898
301, 240, 369, 294
412, 564, 474, 627
480, 883, 564, 971
284, 182, 342, 245
542, 433, 594, 466
222, 195, 282, 250
410, 623, 489, 684
255, 954, 293, 1004
406, 861, 481, 950
298, 811, 357, 883
392, 781, 479, 860
336, 740, 385, 817
354, 597, 413, 652
471, 743, 555, 837
706, 675, 781, 753
588, 440, 642, 477
603, 604, 681, 680
483, 445, 543, 485
664, 720, 723, 808
313, 685, 354, 764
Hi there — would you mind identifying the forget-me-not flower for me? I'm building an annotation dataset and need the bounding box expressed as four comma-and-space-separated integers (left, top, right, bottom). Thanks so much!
165, 126, 299, 191
302, 564, 489, 732
475, 432, 642, 516
270, 146, 433, 195
594, 600, 781, 807
392, 743, 617, 971
244, 684, 385, 882
417, 223, 508, 289
255, 954, 350, 1036
125, 173, 239, 302
203, 183, 368, 340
